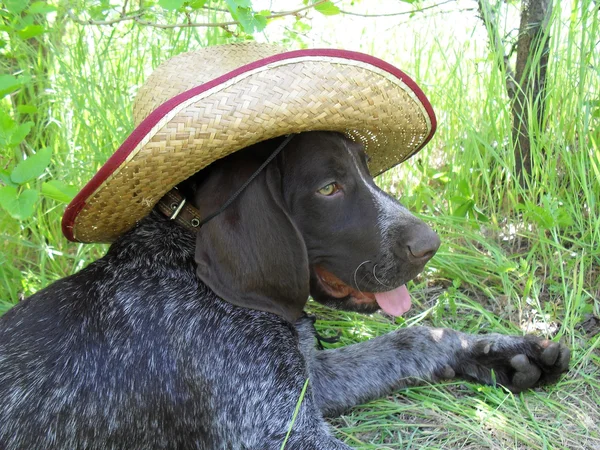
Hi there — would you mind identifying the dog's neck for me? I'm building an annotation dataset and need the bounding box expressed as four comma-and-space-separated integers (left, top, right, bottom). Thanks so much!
106, 210, 196, 271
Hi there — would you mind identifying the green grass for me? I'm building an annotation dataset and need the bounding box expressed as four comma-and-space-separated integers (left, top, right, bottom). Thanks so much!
1, 1, 599, 448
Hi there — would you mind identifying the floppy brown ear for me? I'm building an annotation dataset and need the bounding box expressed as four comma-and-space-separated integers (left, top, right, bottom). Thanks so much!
193, 162, 310, 322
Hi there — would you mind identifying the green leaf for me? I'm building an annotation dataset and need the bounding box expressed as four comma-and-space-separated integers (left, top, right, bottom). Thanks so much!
224, 0, 237, 14
431, 171, 449, 181
226, 0, 262, 33
252, 13, 267, 32
188, 0, 208, 9
449, 195, 468, 205
0, 169, 17, 187
16, 14, 35, 28
158, 0, 185, 10
0, 186, 38, 220
4, 0, 30, 15
41, 180, 78, 203
555, 207, 574, 228
27, 2, 58, 14
10, 121, 33, 146
314, 1, 340, 15
17, 104, 38, 114
457, 179, 471, 197
236, 10, 255, 33
453, 199, 474, 218
230, 0, 252, 7
0, 110, 16, 147
0, 114, 14, 130
472, 204, 489, 222
497, 261, 517, 273
236, 11, 254, 32
88, 4, 109, 20
447, 294, 457, 315
0, 74, 23, 97
526, 205, 555, 229
10, 147, 52, 184
17, 24, 46, 40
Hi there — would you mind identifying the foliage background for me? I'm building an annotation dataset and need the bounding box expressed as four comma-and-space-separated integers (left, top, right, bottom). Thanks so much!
1, 0, 599, 448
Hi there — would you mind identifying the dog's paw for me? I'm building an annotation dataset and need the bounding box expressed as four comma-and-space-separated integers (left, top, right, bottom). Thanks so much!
454, 334, 571, 392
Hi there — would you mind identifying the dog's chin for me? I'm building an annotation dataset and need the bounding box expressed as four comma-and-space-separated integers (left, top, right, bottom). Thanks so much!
309, 265, 412, 316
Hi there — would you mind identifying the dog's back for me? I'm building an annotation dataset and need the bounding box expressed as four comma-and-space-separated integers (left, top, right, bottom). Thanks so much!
0, 215, 320, 449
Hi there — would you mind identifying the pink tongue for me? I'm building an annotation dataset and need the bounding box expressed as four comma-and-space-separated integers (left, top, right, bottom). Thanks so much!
374, 285, 411, 316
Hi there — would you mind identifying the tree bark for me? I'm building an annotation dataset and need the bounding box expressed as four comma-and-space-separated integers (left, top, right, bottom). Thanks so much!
512, 0, 553, 186
477, 0, 553, 188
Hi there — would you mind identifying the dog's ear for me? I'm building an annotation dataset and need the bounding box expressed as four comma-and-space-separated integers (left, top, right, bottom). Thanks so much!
193, 161, 309, 322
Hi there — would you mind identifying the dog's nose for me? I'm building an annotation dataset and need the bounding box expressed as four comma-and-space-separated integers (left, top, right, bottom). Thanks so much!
405, 227, 440, 263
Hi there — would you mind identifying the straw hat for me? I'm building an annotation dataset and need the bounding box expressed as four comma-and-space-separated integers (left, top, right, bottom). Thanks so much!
62, 43, 436, 243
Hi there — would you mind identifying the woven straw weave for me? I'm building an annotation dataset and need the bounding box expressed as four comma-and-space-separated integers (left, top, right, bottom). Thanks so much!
69, 43, 432, 243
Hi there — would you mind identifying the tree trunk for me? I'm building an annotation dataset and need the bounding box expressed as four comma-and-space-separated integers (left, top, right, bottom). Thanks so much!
512, 0, 553, 187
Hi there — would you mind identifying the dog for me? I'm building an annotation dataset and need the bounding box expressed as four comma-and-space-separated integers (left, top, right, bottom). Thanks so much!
0, 131, 570, 449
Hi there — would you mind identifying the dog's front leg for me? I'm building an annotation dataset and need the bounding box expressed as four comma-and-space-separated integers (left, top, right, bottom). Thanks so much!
296, 318, 570, 417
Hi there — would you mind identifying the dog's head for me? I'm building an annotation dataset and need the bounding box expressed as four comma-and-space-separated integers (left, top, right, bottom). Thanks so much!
180, 131, 440, 322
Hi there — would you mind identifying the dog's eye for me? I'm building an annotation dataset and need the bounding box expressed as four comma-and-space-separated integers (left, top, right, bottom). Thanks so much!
317, 182, 341, 196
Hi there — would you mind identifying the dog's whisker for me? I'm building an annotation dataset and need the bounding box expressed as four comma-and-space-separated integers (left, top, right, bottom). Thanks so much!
352, 260, 371, 292
372, 264, 393, 289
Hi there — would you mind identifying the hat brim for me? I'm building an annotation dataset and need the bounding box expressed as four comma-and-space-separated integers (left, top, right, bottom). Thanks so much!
62, 48, 436, 243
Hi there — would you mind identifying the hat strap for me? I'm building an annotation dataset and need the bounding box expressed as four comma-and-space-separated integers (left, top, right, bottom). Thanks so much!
156, 134, 295, 232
